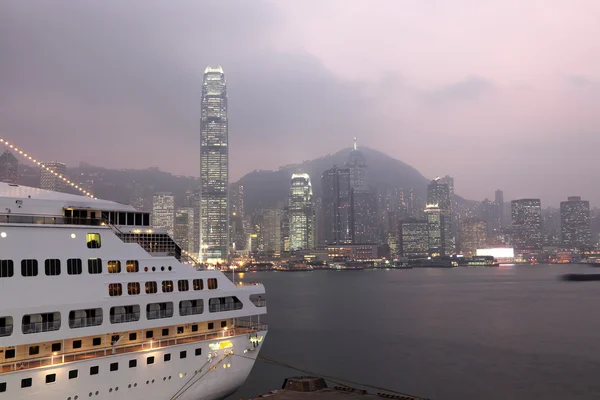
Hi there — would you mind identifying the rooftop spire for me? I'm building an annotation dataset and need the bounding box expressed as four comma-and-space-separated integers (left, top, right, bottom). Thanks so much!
353, 137, 357, 151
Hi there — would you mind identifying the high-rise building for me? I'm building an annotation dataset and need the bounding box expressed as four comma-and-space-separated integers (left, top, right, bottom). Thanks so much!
288, 173, 315, 250
40, 161, 67, 192
0, 150, 18, 184
460, 219, 488, 256
495, 190, 504, 227
174, 207, 195, 254
399, 219, 429, 258
352, 189, 378, 243
229, 183, 245, 252
348, 138, 367, 189
424, 204, 451, 257
260, 207, 282, 255
427, 178, 453, 254
152, 192, 175, 237
560, 196, 591, 249
511, 199, 543, 253
200, 65, 229, 262
230, 183, 244, 218
429, 178, 451, 213
322, 166, 353, 244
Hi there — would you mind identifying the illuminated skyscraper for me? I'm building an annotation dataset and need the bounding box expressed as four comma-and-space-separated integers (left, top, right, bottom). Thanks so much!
348, 138, 366, 189
560, 196, 591, 249
174, 207, 195, 254
428, 178, 451, 213
424, 204, 451, 257
427, 178, 454, 254
40, 161, 67, 192
200, 65, 228, 262
0, 150, 18, 184
288, 173, 315, 250
460, 219, 488, 256
400, 219, 429, 258
322, 166, 353, 244
152, 192, 175, 237
346, 139, 377, 244
511, 199, 542, 253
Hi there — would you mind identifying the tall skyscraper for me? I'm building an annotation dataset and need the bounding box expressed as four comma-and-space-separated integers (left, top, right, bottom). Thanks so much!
200, 65, 228, 262
424, 204, 451, 257
495, 190, 504, 226
346, 140, 377, 243
560, 196, 591, 249
400, 219, 429, 258
40, 161, 67, 192
322, 166, 353, 244
511, 199, 543, 253
348, 138, 366, 189
288, 173, 315, 250
0, 150, 18, 184
427, 178, 451, 214
427, 178, 453, 254
460, 219, 488, 256
174, 207, 195, 254
152, 192, 175, 237
260, 207, 282, 255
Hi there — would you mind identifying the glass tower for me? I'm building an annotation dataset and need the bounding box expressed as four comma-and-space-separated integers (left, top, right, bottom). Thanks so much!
200, 66, 229, 262
289, 173, 315, 250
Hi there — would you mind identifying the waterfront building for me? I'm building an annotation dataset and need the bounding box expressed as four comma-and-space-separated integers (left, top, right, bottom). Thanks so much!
152, 192, 175, 237
0, 150, 18, 184
424, 204, 451, 257
399, 219, 429, 258
511, 199, 543, 253
322, 166, 353, 244
560, 196, 591, 249
288, 173, 315, 250
40, 161, 67, 192
260, 207, 282, 255
460, 219, 488, 256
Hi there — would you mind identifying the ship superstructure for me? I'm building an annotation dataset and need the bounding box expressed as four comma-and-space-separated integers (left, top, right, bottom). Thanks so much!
0, 182, 267, 399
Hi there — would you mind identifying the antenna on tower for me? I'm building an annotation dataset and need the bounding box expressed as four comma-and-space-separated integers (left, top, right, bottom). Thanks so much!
353, 137, 357, 151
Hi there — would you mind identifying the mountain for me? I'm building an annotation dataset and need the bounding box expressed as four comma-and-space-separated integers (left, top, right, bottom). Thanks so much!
237, 147, 431, 214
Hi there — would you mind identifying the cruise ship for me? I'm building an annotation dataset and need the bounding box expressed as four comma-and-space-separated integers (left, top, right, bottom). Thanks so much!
0, 182, 267, 400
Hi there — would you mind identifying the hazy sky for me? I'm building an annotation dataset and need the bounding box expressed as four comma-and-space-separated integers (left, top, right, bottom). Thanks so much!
1, 1, 599, 206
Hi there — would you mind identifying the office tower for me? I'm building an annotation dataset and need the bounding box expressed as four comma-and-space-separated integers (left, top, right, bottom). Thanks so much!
400, 219, 429, 258
322, 166, 353, 244
511, 199, 543, 252
348, 137, 366, 189
427, 178, 451, 214
280, 206, 290, 252
439, 175, 454, 198
288, 173, 315, 250
0, 150, 18, 184
480, 199, 501, 235
230, 183, 244, 218
424, 204, 451, 257
352, 189, 378, 243
174, 207, 195, 254
152, 192, 175, 237
40, 161, 67, 192
495, 190, 504, 226
560, 196, 591, 249
460, 219, 488, 256
200, 65, 228, 262
260, 207, 282, 255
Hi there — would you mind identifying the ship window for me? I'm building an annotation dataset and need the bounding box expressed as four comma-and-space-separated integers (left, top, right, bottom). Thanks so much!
111, 335, 119, 344
44, 259, 61, 276
69, 370, 78, 379
88, 258, 102, 274
127, 213, 134, 225
208, 296, 243, 313
107, 261, 121, 274
67, 259, 82, 275
129, 332, 137, 341
90, 366, 99, 375
221, 320, 227, 328
73, 340, 82, 349
86, 233, 101, 249
22, 312, 60, 334
180, 351, 187, 359
164, 353, 171, 362
193, 279, 203, 290
5, 349, 15, 358
51, 343, 61, 352
118, 213, 126, 225
162, 280, 173, 293
177, 326, 184, 334
0, 382, 5, 392
110, 362, 118, 372
147, 356, 155, 365
0, 317, 13, 337
0, 260, 14, 277
129, 359, 137, 368
191, 324, 198, 332
21, 378, 32, 388
68, 308, 102, 329
146, 302, 174, 320
208, 322, 214, 330
46, 373, 56, 384
145, 330, 153, 339
178, 280, 189, 292
93, 337, 101, 346
29, 346, 39, 355
162, 328, 169, 336
110, 305, 140, 324
143, 213, 150, 226
208, 278, 218, 290
145, 281, 157, 294
135, 213, 142, 226
128, 282, 140, 295
179, 299, 203, 316
195, 348, 202, 356
108, 283, 122, 296
21, 259, 38, 277
126, 260, 139, 273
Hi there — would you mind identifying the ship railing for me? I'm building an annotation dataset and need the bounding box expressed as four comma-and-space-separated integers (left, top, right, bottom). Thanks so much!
68, 317, 103, 329
21, 321, 61, 334
252, 299, 267, 307
0, 214, 103, 226
179, 306, 204, 316
209, 303, 244, 313
109, 313, 141, 324
146, 310, 174, 320
0, 326, 13, 337
0, 321, 268, 374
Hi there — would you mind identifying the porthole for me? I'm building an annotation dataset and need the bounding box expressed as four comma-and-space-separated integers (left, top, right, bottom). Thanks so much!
152, 267, 156, 272
95, 391, 99, 396
168, 266, 172, 271
161, 266, 165, 271
144, 267, 148, 272
128, 384, 131, 388
134, 383, 137, 387
109, 388, 112, 393
151, 379, 155, 384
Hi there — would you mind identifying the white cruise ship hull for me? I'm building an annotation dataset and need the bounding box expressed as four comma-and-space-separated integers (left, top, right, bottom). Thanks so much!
2, 330, 266, 400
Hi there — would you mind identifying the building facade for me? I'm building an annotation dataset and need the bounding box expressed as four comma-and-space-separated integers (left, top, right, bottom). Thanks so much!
460, 219, 488, 256
0, 150, 18, 184
200, 65, 229, 262
288, 173, 315, 250
424, 204, 451, 257
560, 196, 591, 249
174, 207, 195, 254
152, 192, 175, 237
40, 161, 67, 192
399, 219, 429, 258
511, 199, 543, 253
322, 166, 353, 244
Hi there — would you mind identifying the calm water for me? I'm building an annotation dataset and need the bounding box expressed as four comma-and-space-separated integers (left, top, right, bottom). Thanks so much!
228, 265, 600, 400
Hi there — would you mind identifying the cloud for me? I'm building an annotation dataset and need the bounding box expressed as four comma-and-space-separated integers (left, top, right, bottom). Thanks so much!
425, 76, 495, 105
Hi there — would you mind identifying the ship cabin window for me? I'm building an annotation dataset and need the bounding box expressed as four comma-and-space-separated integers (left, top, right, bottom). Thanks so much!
67, 259, 82, 275
179, 299, 203, 316
110, 305, 140, 324
44, 259, 61, 276
208, 296, 243, 313
129, 332, 137, 341
69, 370, 78, 379
207, 278, 218, 290
110, 362, 118, 372
146, 302, 174, 320
127, 213, 134, 225
128, 282, 141, 295
51, 343, 61, 352
107, 261, 121, 274
92, 337, 101, 346
145, 281, 157, 294
126, 260, 139, 273
46, 373, 56, 384
178, 280, 189, 292
21, 378, 32, 388
147, 356, 155, 365
108, 283, 122, 296
145, 330, 153, 339
180, 351, 187, 359
68, 308, 102, 329
135, 213, 142, 226
164, 353, 171, 362
162, 280, 174, 293
0, 382, 6, 392
0, 260, 14, 277
162, 328, 169, 336
177, 326, 184, 334
208, 322, 214, 330
5, 349, 15, 359
86, 233, 101, 249
0, 317, 13, 337
118, 213, 126, 225
221, 320, 227, 328
22, 312, 60, 334
88, 258, 102, 274
191, 324, 198, 332
90, 366, 99, 375
129, 359, 137, 368
193, 279, 203, 291
73, 340, 82, 349
21, 259, 38, 277
195, 348, 202, 356
29, 346, 39, 356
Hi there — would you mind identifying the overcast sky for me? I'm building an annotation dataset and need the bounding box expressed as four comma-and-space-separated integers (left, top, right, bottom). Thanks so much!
1, 1, 599, 206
